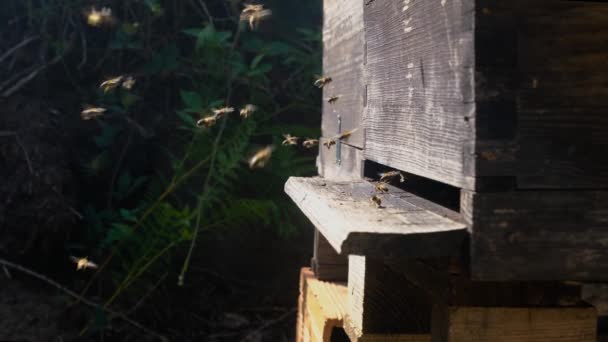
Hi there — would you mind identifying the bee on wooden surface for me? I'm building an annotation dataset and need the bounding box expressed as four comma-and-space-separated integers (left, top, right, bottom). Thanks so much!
86, 7, 114, 27
375, 182, 389, 193
240, 104, 257, 118
70, 256, 98, 271
196, 115, 217, 128
370, 195, 383, 208
314, 76, 332, 88
379, 170, 405, 183
240, 4, 272, 30
302, 138, 319, 149
323, 138, 336, 149
81, 106, 106, 120
212, 106, 235, 118
248, 145, 274, 169
282, 134, 299, 146
99, 76, 123, 93
327, 95, 340, 104
121, 76, 136, 90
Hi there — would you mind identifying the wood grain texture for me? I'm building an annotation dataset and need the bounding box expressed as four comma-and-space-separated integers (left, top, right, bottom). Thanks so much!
312, 229, 348, 282
318, 143, 364, 182
284, 177, 467, 258
473, 0, 608, 189
305, 273, 348, 342
440, 307, 596, 342
364, 0, 475, 188
463, 190, 608, 281
345, 256, 431, 341
322, 0, 365, 148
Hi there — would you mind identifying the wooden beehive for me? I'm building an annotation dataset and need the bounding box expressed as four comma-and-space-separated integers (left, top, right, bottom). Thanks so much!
289, 0, 607, 340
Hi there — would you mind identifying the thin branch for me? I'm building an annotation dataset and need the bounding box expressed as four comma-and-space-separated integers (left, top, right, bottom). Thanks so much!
0, 258, 168, 342
0, 35, 39, 65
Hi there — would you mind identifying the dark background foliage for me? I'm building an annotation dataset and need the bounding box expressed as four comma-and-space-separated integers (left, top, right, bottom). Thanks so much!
0, 0, 321, 340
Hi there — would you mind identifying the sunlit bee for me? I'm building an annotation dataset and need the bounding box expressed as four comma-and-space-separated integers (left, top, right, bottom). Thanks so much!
212, 106, 235, 118
70, 256, 98, 271
196, 115, 217, 128
327, 95, 340, 104
240, 104, 257, 118
121, 76, 136, 90
248, 145, 274, 169
323, 138, 336, 149
337, 128, 358, 141
282, 134, 299, 146
370, 195, 383, 208
240, 4, 272, 30
81, 107, 106, 120
314, 76, 332, 88
302, 138, 319, 149
100, 76, 123, 93
86, 7, 113, 27
375, 182, 389, 193
379, 170, 406, 183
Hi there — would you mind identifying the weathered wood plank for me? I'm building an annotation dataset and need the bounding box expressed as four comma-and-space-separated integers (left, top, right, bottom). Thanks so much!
345, 255, 431, 341
312, 229, 348, 281
317, 143, 364, 182
322, 0, 365, 148
284, 177, 467, 258
463, 190, 608, 281
364, 0, 475, 189
433, 307, 596, 342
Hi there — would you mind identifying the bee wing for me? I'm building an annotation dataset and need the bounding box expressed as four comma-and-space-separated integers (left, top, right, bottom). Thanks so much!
86, 261, 99, 269
69, 256, 80, 263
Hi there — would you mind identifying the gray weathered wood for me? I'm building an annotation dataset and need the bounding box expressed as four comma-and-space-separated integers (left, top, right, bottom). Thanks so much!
284, 177, 467, 258
364, 0, 475, 189
463, 190, 608, 281
345, 255, 431, 341
312, 229, 348, 281
322, 0, 365, 149
317, 143, 364, 181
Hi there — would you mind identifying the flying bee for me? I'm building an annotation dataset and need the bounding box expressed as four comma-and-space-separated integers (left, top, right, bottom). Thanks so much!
375, 182, 389, 193
81, 106, 106, 120
240, 104, 257, 118
121, 76, 136, 90
370, 195, 383, 208
197, 115, 217, 128
248, 145, 275, 169
240, 4, 272, 30
99, 76, 123, 93
70, 256, 98, 271
314, 76, 332, 88
302, 138, 319, 149
85, 7, 114, 27
379, 170, 406, 183
282, 134, 299, 146
212, 106, 235, 118
323, 138, 336, 149
337, 128, 358, 141
327, 95, 340, 104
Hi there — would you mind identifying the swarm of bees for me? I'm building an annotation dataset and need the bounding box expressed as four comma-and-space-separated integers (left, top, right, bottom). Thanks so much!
99, 76, 136, 93
81, 107, 106, 120
240, 4, 272, 30
370, 194, 383, 208
314, 76, 332, 88
70, 256, 98, 271
196, 105, 252, 129
249, 145, 274, 169
197, 115, 217, 128
212, 106, 235, 118
322, 128, 358, 150
86, 7, 114, 27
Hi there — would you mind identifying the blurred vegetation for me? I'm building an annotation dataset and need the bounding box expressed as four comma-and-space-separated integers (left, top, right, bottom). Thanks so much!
1, 0, 321, 339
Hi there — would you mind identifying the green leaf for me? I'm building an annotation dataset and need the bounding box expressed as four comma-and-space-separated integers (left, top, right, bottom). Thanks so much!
250, 54, 265, 69
180, 91, 203, 112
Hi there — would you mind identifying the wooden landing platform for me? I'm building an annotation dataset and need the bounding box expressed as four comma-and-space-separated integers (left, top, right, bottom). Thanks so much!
285, 177, 467, 258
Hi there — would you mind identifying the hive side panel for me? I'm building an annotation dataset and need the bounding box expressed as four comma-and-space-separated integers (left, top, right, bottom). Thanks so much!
364, 0, 475, 189
463, 190, 608, 281
473, 1, 608, 189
